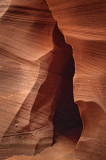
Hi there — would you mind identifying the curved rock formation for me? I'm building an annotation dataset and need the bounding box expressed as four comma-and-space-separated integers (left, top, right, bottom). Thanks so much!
0, 0, 106, 160
45, 1, 106, 159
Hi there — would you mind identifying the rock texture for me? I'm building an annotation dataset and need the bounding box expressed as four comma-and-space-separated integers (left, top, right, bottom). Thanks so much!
0, 0, 106, 160
45, 1, 106, 159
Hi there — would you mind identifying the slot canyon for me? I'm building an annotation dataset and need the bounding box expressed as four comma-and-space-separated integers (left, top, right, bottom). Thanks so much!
0, 0, 106, 160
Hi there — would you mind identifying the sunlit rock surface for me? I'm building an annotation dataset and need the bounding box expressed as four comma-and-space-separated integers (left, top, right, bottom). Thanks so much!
0, 0, 106, 160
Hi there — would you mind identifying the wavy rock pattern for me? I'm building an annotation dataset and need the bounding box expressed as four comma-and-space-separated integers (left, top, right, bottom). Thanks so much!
46, 0, 106, 160
0, 0, 106, 160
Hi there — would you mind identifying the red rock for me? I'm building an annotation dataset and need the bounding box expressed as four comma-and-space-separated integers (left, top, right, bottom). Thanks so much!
0, 0, 106, 160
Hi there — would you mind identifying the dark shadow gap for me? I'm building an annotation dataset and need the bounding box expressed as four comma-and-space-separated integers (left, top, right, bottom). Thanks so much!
52, 23, 83, 144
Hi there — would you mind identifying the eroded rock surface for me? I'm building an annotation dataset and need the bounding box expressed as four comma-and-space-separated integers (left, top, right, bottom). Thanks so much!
0, 0, 106, 160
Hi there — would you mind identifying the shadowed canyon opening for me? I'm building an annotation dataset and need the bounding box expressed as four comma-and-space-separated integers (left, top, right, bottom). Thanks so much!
52, 24, 83, 144
28, 23, 83, 153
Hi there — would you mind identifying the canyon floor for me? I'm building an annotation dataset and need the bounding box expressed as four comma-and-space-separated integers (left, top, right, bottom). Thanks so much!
5, 136, 79, 160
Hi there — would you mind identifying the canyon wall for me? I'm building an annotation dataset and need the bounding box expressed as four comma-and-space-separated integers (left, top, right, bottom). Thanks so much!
0, 0, 106, 160
46, 0, 106, 159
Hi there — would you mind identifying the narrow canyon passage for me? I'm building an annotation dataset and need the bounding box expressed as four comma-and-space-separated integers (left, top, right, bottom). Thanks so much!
52, 25, 83, 142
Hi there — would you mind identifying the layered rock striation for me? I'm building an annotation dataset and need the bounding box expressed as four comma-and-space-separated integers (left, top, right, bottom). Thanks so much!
0, 0, 106, 160
45, 1, 106, 159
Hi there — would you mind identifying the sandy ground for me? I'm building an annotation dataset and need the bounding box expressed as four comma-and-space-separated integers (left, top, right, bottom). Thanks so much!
5, 136, 79, 160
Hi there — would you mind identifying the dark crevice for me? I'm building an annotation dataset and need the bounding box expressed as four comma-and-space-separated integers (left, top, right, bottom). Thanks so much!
52, 23, 83, 144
